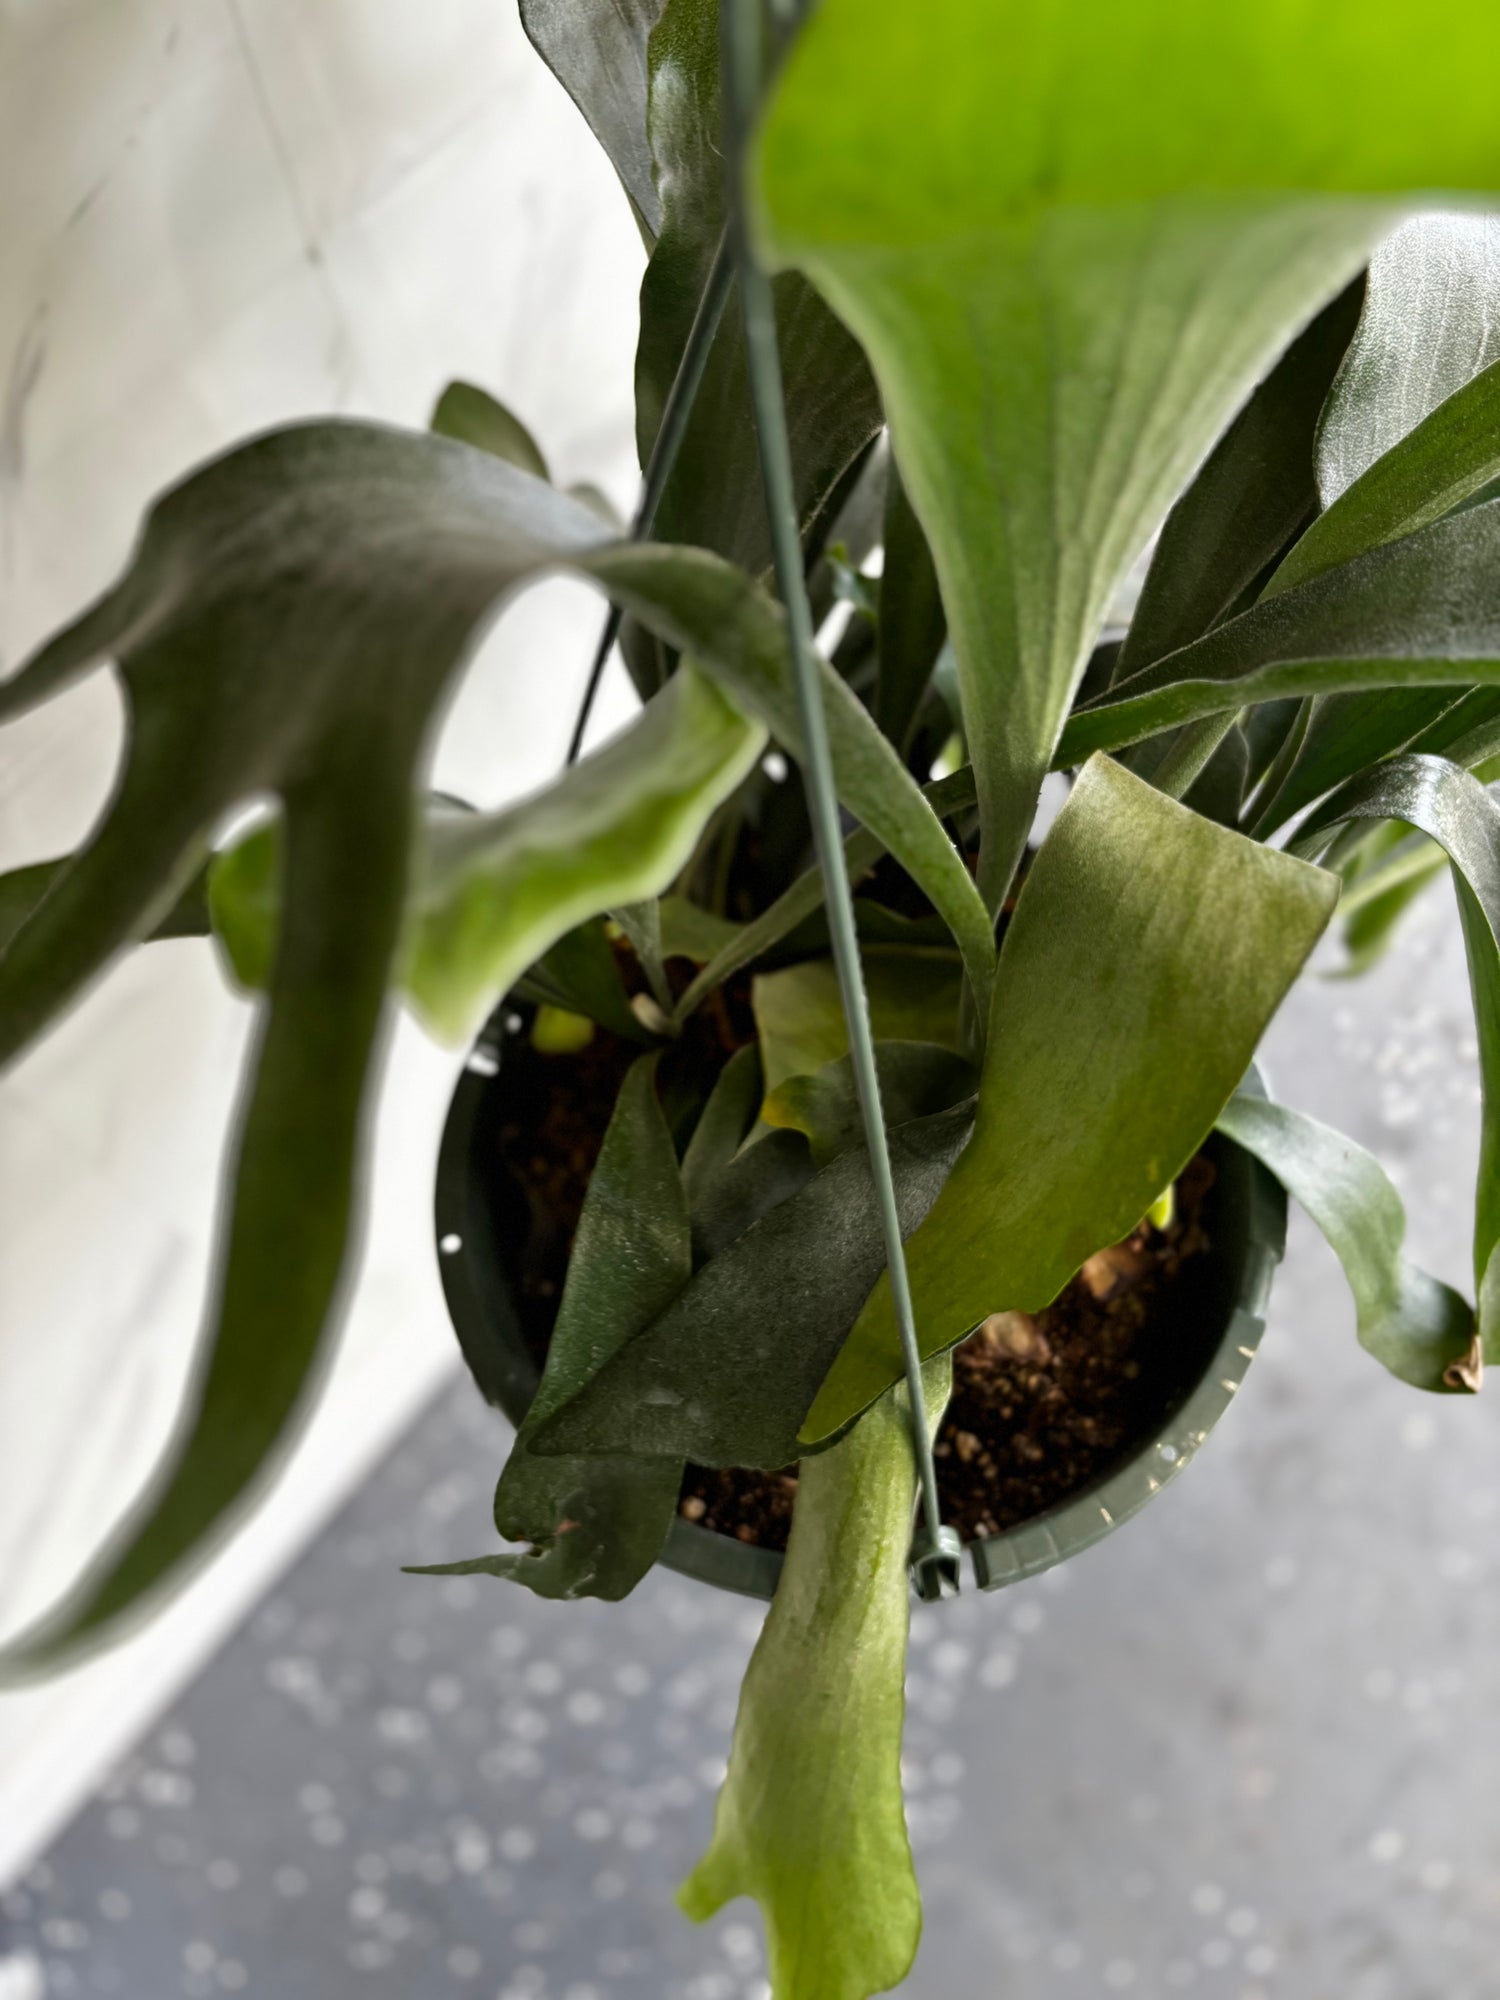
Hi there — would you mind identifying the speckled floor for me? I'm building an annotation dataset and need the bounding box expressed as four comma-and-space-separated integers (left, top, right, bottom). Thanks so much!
4, 886, 1500, 2000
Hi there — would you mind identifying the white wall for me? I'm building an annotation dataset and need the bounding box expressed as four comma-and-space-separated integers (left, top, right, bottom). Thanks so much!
0, 0, 644, 1883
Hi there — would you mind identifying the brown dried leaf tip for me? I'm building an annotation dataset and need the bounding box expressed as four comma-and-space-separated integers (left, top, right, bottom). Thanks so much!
1444, 1329, 1484, 1395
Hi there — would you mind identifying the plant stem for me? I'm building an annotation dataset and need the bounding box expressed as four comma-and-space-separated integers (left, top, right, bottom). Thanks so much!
565, 231, 736, 766
721, 0, 957, 1599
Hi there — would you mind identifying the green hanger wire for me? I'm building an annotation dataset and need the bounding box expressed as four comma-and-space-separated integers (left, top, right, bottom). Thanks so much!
720, 0, 961, 1601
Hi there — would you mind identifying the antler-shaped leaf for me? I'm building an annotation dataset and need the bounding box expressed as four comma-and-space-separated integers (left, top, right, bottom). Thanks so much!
209, 669, 766, 1047
1059, 501, 1500, 769
750, 949, 966, 1095
1114, 281, 1364, 682
534, 1095, 973, 1472
1240, 215, 1500, 830
0, 858, 210, 955
413, 1055, 690, 1600
756, 0, 1500, 905
519, 0, 667, 240
1316, 212, 1500, 509
679, 1361, 951, 2000
635, 0, 881, 575
0, 419, 980, 1672
1292, 752, 1500, 1374
803, 754, 1336, 1442
1270, 357, 1500, 606
1216, 1091, 1474, 1391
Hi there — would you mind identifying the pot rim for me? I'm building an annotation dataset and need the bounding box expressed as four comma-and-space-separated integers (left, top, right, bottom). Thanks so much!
435, 1014, 1287, 1603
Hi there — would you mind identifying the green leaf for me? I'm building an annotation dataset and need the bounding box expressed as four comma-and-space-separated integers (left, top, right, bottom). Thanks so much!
1215, 1090, 1474, 1392
657, 893, 741, 962
1, 857, 210, 956
752, 949, 965, 1094
430, 380, 550, 480
1244, 220, 1500, 830
0, 861, 65, 952
158, 481, 989, 1044
207, 822, 278, 990
1290, 753, 1500, 1361
1333, 819, 1438, 907
532, 1099, 973, 1471
209, 708, 988, 1048
1059, 501, 1500, 768
0, 427, 674, 1045
607, 898, 667, 998
518, 0, 666, 238
763, 1041, 976, 1169
1242, 697, 1307, 790
802, 754, 1337, 1442
848, 899, 955, 952
806, 436, 890, 632
0, 419, 969, 1666
1293, 752, 1500, 879
413, 672, 763, 1041
756, 0, 1500, 907
687, 1126, 816, 1268
671, 846, 875, 1023
678, 1360, 950, 2000
1115, 279, 1363, 677
1330, 818, 1452, 975
594, 551, 996, 1010
483, 573, 992, 1018
608, 904, 668, 980
517, 916, 647, 1042
681, 1042, 763, 1204
3, 767, 416, 1679
825, 553, 878, 623
1408, 687, 1500, 769
411, 1055, 689, 1599
1243, 686, 1466, 838
1338, 838, 1449, 976
1315, 213, 1500, 508
1180, 721, 1251, 830
1269, 361, 1500, 603
669, 765, 980, 1022
567, 480, 625, 528
1318, 747, 1500, 971
1254, 675, 1500, 844
634, 0, 881, 576
874, 455, 946, 749
205, 671, 764, 1044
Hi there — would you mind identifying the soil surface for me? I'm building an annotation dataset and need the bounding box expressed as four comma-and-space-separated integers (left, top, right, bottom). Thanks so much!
677, 1155, 1213, 1549
492, 964, 1214, 1553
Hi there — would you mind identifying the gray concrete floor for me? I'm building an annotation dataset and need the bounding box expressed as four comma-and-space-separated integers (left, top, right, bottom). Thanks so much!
3, 883, 1499, 2000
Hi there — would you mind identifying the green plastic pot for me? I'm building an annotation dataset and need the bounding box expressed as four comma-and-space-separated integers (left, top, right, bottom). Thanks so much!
435, 1009, 1286, 1602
